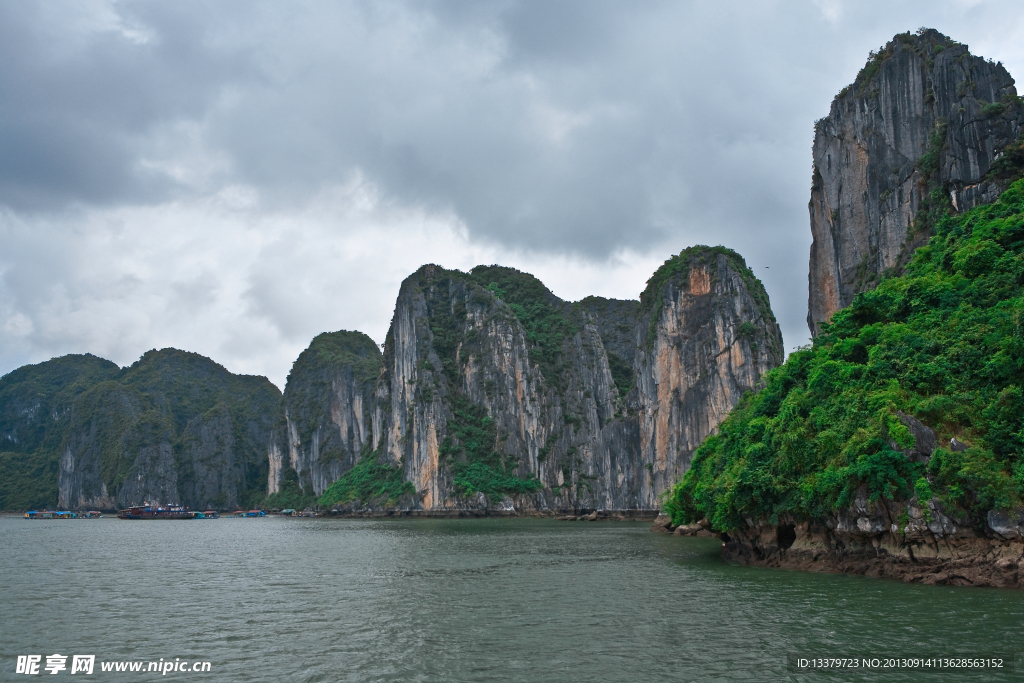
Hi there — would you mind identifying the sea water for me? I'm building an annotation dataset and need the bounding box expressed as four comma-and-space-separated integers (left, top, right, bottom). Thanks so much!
2, 516, 1022, 682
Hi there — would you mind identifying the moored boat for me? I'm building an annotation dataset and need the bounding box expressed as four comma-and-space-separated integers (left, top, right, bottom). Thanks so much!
117, 504, 193, 520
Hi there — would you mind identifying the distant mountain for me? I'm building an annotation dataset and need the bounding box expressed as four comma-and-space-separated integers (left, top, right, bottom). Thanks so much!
0, 349, 283, 510
2, 245, 780, 514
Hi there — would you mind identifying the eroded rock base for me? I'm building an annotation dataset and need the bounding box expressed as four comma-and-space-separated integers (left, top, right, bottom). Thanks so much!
655, 487, 1024, 589
721, 538, 1024, 589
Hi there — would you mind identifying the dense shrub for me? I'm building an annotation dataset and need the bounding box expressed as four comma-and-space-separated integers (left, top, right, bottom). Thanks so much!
318, 446, 414, 508
440, 396, 541, 498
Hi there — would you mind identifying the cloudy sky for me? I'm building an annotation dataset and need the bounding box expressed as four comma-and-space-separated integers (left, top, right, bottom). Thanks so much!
2, 0, 1023, 389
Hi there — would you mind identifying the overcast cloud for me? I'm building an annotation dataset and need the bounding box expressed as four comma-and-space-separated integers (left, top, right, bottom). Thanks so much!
2, 0, 1023, 388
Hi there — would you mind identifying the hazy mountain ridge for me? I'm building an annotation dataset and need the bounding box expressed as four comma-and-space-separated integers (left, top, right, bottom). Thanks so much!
0, 349, 282, 510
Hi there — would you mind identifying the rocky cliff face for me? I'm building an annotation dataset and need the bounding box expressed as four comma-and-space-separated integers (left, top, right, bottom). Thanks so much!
631, 252, 782, 496
1, 246, 780, 513
808, 29, 1024, 334
0, 349, 283, 510
272, 331, 381, 497
349, 246, 781, 512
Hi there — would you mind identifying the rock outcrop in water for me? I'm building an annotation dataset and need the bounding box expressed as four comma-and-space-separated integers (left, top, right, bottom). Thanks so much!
332, 246, 781, 513
663, 31, 1024, 590
270, 331, 381, 498
715, 492, 1024, 589
0, 350, 282, 510
808, 29, 1024, 334
665, 410, 1024, 588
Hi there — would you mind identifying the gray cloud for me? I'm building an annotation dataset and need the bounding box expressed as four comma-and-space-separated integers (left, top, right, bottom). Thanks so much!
0, 2, 247, 207
1, 0, 1023, 384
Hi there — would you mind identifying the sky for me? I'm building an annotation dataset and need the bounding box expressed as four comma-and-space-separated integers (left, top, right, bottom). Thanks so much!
1, 0, 1023, 389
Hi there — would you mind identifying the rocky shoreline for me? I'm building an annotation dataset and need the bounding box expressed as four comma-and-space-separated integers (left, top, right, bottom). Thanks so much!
650, 515, 718, 537
652, 492, 1024, 589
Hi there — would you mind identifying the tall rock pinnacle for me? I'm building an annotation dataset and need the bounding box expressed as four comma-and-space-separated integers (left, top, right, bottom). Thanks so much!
807, 29, 1024, 335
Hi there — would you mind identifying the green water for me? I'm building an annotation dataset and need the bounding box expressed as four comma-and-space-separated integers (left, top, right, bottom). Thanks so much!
1, 516, 1021, 681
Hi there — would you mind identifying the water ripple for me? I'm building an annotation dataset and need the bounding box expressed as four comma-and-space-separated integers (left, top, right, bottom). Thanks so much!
2, 517, 1022, 682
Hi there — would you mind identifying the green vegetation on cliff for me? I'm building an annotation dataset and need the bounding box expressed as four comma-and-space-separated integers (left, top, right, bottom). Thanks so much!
987, 132, 1024, 186
665, 179, 1024, 530
291, 330, 382, 400
605, 352, 634, 398
265, 467, 319, 511
440, 395, 542, 498
318, 446, 414, 508
0, 451, 59, 510
411, 264, 580, 390
283, 329, 380, 456
468, 265, 579, 388
0, 354, 119, 509
839, 29, 961, 100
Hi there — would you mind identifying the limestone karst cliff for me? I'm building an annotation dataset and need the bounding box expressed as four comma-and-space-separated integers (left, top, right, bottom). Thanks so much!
1, 247, 781, 513
1, 354, 117, 509
0, 349, 282, 510
808, 29, 1024, 335
317, 246, 782, 512
268, 331, 381, 500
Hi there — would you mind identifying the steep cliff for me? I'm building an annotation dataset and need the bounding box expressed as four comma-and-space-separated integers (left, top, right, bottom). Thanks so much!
321, 246, 782, 513
0, 349, 283, 510
808, 29, 1024, 334
269, 331, 381, 505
